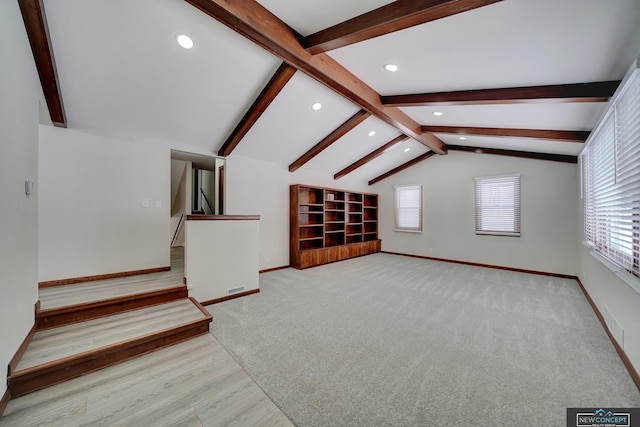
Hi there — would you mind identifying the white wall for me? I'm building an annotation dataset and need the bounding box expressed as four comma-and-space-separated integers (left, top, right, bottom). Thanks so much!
372, 151, 579, 276
198, 169, 216, 214
170, 160, 188, 246
38, 126, 170, 282
170, 159, 187, 216
577, 221, 640, 375
0, 1, 40, 399
185, 218, 259, 302
225, 155, 368, 270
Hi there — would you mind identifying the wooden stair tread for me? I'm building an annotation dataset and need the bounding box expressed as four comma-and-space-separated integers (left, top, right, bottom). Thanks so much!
39, 247, 184, 311
8, 298, 212, 398
19, 300, 206, 371
39, 270, 184, 311
36, 286, 189, 330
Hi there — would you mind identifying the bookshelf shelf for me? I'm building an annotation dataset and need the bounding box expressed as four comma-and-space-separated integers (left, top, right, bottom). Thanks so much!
290, 184, 380, 269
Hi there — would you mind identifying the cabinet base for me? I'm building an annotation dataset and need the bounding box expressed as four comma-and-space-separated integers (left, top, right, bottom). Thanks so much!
291, 240, 381, 269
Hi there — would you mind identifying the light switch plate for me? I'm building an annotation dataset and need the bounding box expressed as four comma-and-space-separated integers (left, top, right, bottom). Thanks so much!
25, 179, 34, 196
142, 198, 150, 208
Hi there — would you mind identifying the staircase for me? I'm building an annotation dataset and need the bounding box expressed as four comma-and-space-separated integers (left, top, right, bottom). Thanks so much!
7, 247, 212, 398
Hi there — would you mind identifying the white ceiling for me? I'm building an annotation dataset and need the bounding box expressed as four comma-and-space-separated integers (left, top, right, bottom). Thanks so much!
329, 0, 640, 94
45, 0, 281, 151
255, 0, 395, 36
233, 71, 360, 165
408, 103, 607, 130
436, 134, 584, 156
304, 116, 401, 178
346, 139, 431, 184
41, 0, 640, 185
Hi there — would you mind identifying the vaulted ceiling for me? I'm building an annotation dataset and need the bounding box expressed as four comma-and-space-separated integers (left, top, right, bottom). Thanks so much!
21, 0, 640, 184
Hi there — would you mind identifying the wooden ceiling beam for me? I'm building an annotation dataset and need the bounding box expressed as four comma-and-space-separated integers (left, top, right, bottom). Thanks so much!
218, 62, 296, 157
289, 110, 370, 172
18, 0, 66, 127
185, 0, 447, 155
334, 135, 408, 180
448, 145, 578, 163
369, 144, 577, 186
368, 151, 436, 185
421, 126, 589, 142
303, 0, 502, 55
382, 80, 621, 106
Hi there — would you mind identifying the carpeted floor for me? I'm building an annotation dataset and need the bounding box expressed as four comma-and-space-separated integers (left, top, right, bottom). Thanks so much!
207, 253, 640, 426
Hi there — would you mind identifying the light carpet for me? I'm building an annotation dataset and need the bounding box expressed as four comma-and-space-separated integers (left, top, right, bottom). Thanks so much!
207, 253, 640, 426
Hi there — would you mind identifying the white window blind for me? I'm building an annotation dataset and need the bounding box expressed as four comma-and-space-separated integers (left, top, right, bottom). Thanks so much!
394, 185, 422, 232
474, 174, 521, 236
581, 68, 640, 279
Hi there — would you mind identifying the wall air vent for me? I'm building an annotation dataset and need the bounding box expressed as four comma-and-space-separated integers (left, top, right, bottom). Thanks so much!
227, 286, 246, 295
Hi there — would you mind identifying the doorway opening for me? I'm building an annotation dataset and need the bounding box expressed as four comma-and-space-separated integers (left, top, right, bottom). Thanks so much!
170, 150, 225, 248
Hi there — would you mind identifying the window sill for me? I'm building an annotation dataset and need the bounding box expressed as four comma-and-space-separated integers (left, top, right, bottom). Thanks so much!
394, 229, 422, 234
587, 246, 640, 294
475, 232, 520, 237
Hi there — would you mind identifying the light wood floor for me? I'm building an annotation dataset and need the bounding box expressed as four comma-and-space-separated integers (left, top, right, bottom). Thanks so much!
17, 299, 205, 371
2, 334, 293, 426
3, 247, 292, 426
39, 247, 185, 310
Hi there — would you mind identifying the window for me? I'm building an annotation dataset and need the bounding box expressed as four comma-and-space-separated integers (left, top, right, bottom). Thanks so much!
581, 68, 640, 280
474, 174, 521, 236
394, 185, 422, 232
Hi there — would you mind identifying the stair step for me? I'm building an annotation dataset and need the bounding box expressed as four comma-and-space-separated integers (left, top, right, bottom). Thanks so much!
39, 269, 184, 310
37, 286, 188, 329
37, 246, 186, 329
8, 298, 212, 398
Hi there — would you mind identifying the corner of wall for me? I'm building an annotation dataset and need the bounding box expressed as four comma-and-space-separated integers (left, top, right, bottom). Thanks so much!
0, 0, 40, 400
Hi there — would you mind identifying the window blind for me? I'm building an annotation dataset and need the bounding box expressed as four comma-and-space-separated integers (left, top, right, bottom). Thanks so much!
474, 174, 521, 236
394, 185, 422, 232
581, 69, 640, 279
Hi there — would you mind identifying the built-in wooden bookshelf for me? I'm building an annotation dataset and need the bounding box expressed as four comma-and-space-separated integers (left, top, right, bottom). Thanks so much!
290, 184, 381, 269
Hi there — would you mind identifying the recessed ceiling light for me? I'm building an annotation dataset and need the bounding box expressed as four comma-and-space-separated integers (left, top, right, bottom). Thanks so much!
312, 103, 322, 110
459, 136, 467, 140
368, 131, 376, 137
432, 111, 443, 116
176, 34, 193, 49
384, 63, 399, 72
404, 148, 411, 152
